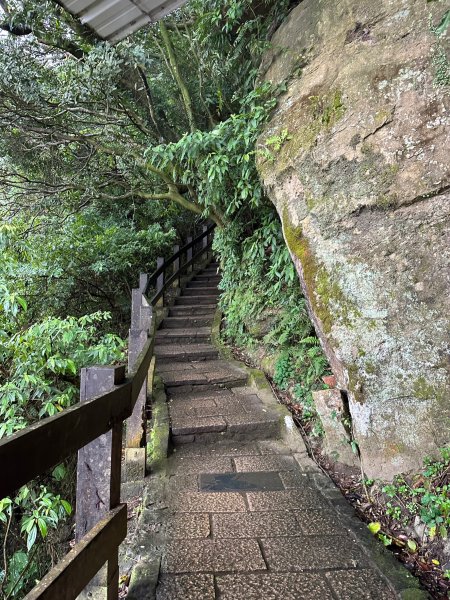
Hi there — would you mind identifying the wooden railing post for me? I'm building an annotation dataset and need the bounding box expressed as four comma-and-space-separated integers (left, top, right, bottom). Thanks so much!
76, 364, 126, 600
156, 256, 164, 306
125, 289, 149, 481
139, 272, 148, 294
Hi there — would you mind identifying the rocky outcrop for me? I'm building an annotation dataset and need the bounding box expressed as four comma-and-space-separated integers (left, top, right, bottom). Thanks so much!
258, 0, 450, 479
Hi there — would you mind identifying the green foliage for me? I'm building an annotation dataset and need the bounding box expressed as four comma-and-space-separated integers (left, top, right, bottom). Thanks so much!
379, 447, 450, 538
151, 83, 277, 217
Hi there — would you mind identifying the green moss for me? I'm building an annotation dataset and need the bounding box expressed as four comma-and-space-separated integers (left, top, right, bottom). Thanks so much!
374, 108, 392, 126
364, 361, 377, 375
282, 211, 361, 336
347, 363, 364, 404
413, 377, 445, 402
274, 89, 346, 171
376, 194, 397, 209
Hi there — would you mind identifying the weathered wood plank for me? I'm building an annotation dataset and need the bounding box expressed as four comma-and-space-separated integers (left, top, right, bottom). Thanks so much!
25, 505, 127, 600
130, 337, 154, 402
0, 340, 154, 498
0, 382, 132, 499
76, 366, 125, 541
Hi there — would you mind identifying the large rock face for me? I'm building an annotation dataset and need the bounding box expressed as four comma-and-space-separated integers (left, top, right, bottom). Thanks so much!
258, 0, 450, 479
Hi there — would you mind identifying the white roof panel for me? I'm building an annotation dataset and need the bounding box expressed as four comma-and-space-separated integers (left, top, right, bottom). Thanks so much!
59, 0, 190, 41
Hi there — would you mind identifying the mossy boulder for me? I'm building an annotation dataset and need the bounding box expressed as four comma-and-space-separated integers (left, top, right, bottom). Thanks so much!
258, 0, 450, 478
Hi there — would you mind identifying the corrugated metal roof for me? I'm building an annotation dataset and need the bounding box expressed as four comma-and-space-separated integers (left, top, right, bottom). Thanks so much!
60, 0, 189, 42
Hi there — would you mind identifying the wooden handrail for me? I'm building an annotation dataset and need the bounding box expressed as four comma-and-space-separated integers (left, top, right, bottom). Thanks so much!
25, 505, 127, 600
0, 337, 154, 500
0, 222, 216, 599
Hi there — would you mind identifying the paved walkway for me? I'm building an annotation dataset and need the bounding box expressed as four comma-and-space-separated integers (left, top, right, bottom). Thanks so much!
131, 262, 419, 599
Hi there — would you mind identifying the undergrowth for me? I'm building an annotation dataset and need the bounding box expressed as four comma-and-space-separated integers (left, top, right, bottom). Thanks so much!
359, 447, 450, 597
215, 206, 330, 436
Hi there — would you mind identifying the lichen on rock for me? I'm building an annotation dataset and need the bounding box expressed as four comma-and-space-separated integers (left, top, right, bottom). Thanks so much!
258, 0, 450, 479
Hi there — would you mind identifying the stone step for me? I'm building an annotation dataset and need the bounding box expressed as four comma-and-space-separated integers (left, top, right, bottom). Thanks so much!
154, 343, 219, 362
186, 280, 219, 289
161, 369, 248, 389
167, 387, 281, 444
161, 316, 214, 329
168, 305, 216, 317
156, 327, 211, 344
201, 268, 220, 275
182, 287, 219, 297
175, 295, 219, 306
194, 274, 221, 281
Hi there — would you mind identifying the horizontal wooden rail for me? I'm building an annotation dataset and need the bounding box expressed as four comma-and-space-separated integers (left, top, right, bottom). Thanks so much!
0, 338, 154, 499
25, 505, 127, 600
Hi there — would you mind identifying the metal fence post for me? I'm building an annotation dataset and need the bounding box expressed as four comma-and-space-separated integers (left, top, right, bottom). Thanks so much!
173, 244, 180, 288
187, 236, 193, 272
202, 224, 209, 261
76, 364, 126, 600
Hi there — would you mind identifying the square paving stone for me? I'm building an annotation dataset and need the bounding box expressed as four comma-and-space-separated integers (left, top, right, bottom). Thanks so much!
200, 471, 284, 492
171, 416, 227, 435
279, 470, 311, 488
234, 455, 296, 472
247, 489, 328, 512
216, 573, 334, 600
170, 492, 247, 512
167, 455, 233, 475
162, 539, 266, 573
169, 398, 217, 411
170, 388, 232, 401
156, 574, 215, 600
261, 536, 368, 571
165, 474, 199, 493
165, 513, 210, 538
162, 371, 208, 385
294, 509, 348, 535
210, 397, 246, 412
212, 511, 302, 538
141, 511, 210, 539
325, 569, 397, 599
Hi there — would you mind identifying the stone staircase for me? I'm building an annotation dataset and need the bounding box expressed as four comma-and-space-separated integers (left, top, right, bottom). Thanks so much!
155, 262, 281, 445
128, 260, 418, 600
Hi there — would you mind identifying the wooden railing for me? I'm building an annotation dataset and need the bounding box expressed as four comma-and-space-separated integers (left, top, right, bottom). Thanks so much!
0, 223, 215, 600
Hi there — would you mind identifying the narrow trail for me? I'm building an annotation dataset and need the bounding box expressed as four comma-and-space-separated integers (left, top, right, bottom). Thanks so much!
132, 261, 415, 599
